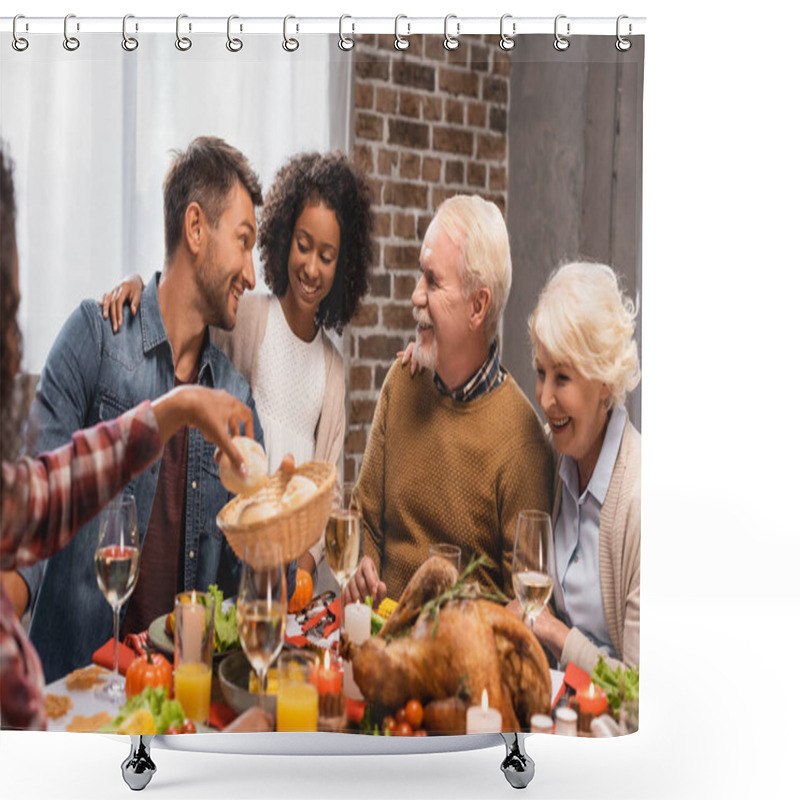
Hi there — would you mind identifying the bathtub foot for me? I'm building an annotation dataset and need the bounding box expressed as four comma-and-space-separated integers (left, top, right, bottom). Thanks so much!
499, 733, 534, 789
121, 735, 156, 791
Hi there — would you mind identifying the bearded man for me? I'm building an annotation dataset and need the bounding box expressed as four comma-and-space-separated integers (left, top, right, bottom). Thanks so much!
343, 195, 553, 605
3, 137, 297, 682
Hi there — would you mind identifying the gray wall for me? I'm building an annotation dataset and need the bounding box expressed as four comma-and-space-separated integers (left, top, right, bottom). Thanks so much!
502, 36, 644, 430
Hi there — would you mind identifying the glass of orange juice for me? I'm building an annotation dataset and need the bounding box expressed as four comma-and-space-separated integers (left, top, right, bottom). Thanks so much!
173, 590, 215, 726
277, 650, 318, 732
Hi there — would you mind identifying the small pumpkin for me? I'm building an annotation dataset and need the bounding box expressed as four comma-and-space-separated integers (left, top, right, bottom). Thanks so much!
125, 648, 173, 699
288, 569, 313, 613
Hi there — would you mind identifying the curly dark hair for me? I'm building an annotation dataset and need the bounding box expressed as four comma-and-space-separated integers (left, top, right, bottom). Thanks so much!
1, 145, 24, 475
258, 152, 374, 335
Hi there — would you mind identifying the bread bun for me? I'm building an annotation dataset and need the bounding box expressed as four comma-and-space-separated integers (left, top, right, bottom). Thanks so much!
280, 475, 317, 510
237, 493, 279, 525
219, 436, 268, 496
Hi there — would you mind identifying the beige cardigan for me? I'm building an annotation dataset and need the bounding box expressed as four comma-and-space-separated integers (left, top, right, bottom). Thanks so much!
555, 418, 641, 673
211, 292, 345, 564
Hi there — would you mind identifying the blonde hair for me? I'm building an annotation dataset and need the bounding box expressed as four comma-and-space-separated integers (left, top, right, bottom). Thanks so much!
529, 262, 641, 405
434, 195, 512, 340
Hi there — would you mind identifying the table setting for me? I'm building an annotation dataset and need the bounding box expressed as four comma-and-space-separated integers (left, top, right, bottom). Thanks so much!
40, 454, 636, 742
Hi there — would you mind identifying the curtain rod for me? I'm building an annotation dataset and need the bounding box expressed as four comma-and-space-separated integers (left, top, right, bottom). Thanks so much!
1, 15, 646, 38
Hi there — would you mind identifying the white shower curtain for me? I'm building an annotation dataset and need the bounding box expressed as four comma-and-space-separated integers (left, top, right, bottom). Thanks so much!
0, 33, 351, 373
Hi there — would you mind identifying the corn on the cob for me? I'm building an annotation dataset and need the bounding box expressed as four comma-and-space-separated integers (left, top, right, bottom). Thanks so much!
376, 597, 398, 620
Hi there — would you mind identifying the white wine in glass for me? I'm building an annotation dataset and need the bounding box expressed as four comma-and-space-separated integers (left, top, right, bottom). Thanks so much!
237, 544, 286, 697
325, 483, 362, 599
94, 493, 140, 703
512, 509, 555, 629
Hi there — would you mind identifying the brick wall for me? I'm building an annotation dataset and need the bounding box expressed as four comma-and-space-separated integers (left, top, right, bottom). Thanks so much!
345, 34, 512, 482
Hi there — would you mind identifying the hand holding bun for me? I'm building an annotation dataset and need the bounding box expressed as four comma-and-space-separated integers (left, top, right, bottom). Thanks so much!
219, 436, 269, 496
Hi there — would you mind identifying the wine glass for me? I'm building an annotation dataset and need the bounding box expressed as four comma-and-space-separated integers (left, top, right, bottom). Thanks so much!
429, 543, 462, 572
325, 483, 362, 614
94, 493, 140, 702
237, 543, 287, 700
512, 509, 555, 630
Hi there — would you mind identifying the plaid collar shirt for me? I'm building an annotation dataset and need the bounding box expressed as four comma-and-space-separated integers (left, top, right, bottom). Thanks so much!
0, 402, 161, 730
433, 338, 507, 402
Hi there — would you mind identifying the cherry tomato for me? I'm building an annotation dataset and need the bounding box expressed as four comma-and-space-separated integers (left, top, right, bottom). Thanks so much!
405, 699, 424, 731
181, 719, 196, 734
165, 723, 181, 735
382, 716, 397, 734
396, 707, 407, 725
413, 729, 428, 737
396, 721, 413, 737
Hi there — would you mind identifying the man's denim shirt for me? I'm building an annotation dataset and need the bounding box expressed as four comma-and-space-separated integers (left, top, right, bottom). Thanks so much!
21, 274, 294, 683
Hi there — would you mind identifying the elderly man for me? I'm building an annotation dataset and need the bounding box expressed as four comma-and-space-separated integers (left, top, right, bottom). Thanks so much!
343, 195, 553, 606
1, 137, 297, 683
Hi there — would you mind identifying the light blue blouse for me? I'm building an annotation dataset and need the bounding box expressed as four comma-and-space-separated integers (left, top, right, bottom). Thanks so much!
552, 404, 628, 661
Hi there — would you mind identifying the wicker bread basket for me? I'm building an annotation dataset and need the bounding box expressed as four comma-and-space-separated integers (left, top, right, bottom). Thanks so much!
216, 461, 336, 564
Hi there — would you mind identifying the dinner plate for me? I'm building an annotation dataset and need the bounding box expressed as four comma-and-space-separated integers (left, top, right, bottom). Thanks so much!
147, 613, 239, 662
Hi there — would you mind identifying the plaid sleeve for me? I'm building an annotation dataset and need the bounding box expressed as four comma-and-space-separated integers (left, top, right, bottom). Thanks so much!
1, 400, 161, 571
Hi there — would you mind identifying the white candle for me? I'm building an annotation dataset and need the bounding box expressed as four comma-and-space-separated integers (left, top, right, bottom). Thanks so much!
466, 689, 502, 734
342, 601, 371, 700
179, 592, 205, 664
530, 713, 554, 734
554, 706, 578, 736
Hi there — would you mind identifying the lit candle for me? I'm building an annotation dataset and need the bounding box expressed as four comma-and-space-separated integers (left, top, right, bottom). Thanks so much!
466, 689, 502, 734
576, 683, 608, 717
312, 651, 345, 732
311, 650, 343, 696
180, 590, 205, 663
343, 601, 371, 701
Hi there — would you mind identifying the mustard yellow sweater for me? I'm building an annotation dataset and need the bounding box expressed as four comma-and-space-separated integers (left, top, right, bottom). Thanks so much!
358, 360, 554, 600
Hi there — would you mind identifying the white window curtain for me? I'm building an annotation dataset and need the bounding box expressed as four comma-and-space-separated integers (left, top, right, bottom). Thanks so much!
0, 33, 352, 373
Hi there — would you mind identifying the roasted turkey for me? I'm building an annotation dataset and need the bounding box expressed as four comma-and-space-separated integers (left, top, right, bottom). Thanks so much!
340, 557, 551, 732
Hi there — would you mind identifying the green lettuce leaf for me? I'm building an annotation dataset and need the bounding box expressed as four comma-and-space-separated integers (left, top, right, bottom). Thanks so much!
108, 685, 186, 734
591, 656, 639, 713
207, 583, 239, 652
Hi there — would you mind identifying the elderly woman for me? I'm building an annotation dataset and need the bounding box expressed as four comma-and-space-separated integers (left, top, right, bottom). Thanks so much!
528, 261, 641, 674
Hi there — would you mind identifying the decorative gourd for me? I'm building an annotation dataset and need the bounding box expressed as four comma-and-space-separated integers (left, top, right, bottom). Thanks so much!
288, 569, 314, 613
125, 649, 173, 699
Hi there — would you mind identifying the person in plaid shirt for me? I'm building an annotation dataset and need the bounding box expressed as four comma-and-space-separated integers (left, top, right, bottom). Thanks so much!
0, 147, 255, 730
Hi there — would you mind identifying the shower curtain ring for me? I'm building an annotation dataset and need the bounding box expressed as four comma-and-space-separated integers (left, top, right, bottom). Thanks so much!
394, 15, 410, 51
122, 14, 139, 51
226, 15, 243, 52
443, 14, 460, 51
63, 13, 80, 51
338, 15, 355, 51
12, 15, 29, 52
616, 15, 632, 51
175, 14, 192, 51
554, 14, 570, 51
283, 15, 299, 52
499, 14, 516, 51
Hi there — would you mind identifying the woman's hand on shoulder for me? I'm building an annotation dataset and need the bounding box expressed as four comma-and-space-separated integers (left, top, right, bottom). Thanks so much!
99, 274, 145, 333
396, 340, 423, 377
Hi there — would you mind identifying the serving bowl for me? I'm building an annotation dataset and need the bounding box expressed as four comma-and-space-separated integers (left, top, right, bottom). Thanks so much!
218, 650, 276, 717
